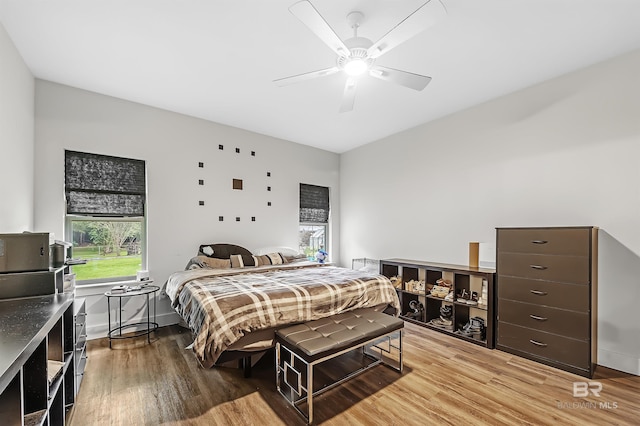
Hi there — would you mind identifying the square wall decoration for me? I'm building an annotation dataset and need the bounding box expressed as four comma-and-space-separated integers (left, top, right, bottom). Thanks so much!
194, 149, 273, 222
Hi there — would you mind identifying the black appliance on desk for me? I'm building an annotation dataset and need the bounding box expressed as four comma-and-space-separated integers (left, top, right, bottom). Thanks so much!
0, 232, 64, 298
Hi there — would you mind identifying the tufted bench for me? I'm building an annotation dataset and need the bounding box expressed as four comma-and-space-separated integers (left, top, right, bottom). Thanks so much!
275, 308, 404, 424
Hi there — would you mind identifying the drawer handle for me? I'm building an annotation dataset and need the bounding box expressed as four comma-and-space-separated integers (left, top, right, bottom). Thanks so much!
531, 240, 548, 244
530, 290, 548, 296
529, 314, 548, 321
529, 339, 548, 347
530, 264, 548, 270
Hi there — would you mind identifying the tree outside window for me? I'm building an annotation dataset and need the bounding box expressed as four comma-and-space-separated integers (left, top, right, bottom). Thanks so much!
70, 219, 143, 281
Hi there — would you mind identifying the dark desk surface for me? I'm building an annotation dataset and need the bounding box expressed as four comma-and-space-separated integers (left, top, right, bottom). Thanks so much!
0, 293, 73, 394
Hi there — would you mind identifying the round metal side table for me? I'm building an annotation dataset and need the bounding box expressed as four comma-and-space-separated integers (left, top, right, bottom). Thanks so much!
105, 285, 159, 348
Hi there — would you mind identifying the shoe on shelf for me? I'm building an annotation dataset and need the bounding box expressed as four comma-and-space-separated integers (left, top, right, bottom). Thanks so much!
431, 285, 449, 298
431, 317, 453, 326
405, 279, 426, 293
429, 317, 453, 330
456, 288, 469, 303
455, 317, 486, 339
466, 291, 479, 305
436, 278, 452, 288
405, 300, 424, 319
444, 290, 454, 302
439, 305, 453, 319
471, 316, 486, 329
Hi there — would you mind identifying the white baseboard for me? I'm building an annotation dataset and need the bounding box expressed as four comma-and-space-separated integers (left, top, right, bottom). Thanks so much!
597, 348, 640, 376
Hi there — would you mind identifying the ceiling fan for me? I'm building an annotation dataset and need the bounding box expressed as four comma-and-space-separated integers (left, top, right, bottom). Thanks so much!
274, 0, 447, 112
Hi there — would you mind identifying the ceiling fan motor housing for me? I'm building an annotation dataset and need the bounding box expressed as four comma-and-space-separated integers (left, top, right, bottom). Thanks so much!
337, 36, 375, 72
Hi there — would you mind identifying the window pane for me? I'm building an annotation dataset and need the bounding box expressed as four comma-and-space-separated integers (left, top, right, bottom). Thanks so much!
298, 225, 326, 259
70, 219, 142, 281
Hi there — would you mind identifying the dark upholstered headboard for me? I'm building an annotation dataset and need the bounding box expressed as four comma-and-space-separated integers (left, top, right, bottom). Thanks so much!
197, 243, 253, 259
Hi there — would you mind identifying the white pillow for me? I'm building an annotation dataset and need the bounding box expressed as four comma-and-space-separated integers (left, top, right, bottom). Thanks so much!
253, 246, 300, 256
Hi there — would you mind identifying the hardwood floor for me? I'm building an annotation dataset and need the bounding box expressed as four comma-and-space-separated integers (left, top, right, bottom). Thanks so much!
68, 323, 639, 425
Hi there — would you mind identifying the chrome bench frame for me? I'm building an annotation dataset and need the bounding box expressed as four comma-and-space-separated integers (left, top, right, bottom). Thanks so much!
275, 312, 403, 424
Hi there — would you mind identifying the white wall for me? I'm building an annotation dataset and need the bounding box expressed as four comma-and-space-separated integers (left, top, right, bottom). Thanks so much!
34, 80, 340, 338
0, 22, 34, 232
340, 49, 640, 375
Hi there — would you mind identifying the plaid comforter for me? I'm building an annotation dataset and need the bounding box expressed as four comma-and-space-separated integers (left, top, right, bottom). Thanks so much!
165, 264, 400, 367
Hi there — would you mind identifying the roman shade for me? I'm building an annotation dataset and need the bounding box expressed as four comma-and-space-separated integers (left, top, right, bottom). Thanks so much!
65, 150, 146, 216
299, 183, 329, 223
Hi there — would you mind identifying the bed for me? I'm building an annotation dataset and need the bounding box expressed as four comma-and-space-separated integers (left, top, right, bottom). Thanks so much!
164, 243, 401, 369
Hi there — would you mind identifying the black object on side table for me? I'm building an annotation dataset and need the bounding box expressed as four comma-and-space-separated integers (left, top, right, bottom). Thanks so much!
105, 285, 159, 348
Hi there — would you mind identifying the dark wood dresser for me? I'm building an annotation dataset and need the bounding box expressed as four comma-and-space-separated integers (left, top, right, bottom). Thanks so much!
496, 227, 598, 377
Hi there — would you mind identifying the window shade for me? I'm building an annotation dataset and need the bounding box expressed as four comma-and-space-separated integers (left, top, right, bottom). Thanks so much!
65, 150, 146, 217
299, 183, 329, 223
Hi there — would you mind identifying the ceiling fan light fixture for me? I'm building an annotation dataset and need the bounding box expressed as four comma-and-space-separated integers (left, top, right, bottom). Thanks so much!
278, 0, 446, 111
344, 58, 368, 76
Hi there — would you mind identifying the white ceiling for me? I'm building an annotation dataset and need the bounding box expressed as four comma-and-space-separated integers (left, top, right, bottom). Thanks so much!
1, 1, 640, 153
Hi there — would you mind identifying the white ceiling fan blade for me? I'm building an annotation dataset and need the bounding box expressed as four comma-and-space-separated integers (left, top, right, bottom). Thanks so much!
369, 66, 432, 91
274, 66, 340, 87
367, 0, 446, 59
339, 78, 357, 113
289, 1, 350, 57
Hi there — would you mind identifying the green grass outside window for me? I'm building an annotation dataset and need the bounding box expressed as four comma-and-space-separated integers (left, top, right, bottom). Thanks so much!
72, 246, 141, 281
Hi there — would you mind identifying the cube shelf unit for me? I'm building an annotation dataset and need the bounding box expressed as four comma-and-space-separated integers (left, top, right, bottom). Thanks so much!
74, 298, 87, 396
380, 258, 496, 349
0, 294, 75, 425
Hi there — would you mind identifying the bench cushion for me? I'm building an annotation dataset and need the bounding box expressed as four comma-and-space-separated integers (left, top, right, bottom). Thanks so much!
276, 308, 404, 361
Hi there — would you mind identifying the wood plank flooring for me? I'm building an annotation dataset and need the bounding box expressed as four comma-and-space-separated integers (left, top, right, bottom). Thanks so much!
68, 323, 639, 425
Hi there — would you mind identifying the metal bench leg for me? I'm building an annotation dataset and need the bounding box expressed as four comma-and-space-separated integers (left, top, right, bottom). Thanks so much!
399, 329, 403, 373
275, 342, 281, 391
307, 360, 313, 425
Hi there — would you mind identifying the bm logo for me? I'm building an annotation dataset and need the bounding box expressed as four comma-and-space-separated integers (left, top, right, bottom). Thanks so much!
573, 381, 602, 397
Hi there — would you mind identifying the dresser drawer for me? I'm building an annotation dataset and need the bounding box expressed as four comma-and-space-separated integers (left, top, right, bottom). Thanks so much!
498, 276, 590, 311
497, 228, 591, 256
497, 253, 590, 284
497, 322, 590, 369
498, 299, 589, 339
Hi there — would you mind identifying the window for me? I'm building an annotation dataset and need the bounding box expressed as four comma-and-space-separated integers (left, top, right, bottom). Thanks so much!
64, 150, 146, 283
299, 183, 329, 259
